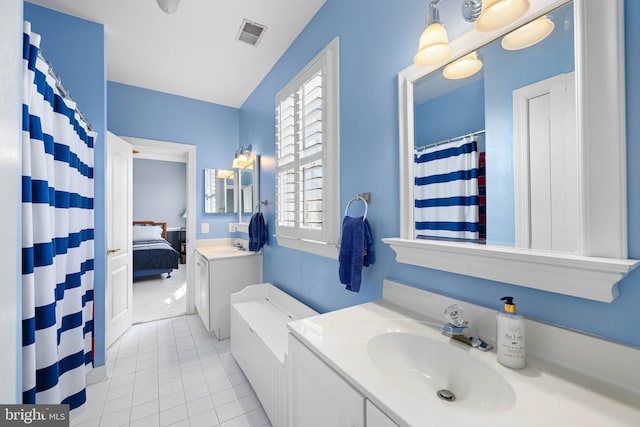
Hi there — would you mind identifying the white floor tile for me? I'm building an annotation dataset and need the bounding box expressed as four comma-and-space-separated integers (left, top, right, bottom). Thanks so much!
239, 394, 261, 413
211, 388, 238, 408
185, 383, 210, 402
160, 404, 188, 426
215, 400, 244, 423
81, 314, 270, 427
245, 408, 269, 427
132, 387, 159, 407
130, 399, 159, 422
159, 379, 184, 397
102, 395, 132, 416
159, 389, 186, 412
189, 408, 220, 427
99, 408, 131, 427
220, 414, 251, 427
207, 377, 232, 394
129, 414, 160, 427
186, 395, 215, 417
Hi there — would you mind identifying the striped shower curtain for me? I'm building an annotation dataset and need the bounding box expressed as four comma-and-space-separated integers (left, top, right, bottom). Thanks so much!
414, 138, 480, 242
22, 22, 95, 412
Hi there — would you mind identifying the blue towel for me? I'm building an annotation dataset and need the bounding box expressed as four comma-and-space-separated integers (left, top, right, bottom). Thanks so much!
248, 212, 266, 252
339, 216, 375, 292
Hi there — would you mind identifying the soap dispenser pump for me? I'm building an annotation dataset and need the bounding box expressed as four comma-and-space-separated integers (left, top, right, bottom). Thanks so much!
496, 296, 526, 368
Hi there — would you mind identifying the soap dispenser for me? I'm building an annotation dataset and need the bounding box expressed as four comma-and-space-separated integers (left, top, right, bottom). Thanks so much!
496, 296, 526, 368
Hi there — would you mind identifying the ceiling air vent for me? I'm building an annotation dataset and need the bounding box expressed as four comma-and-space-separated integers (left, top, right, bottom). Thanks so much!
236, 19, 266, 47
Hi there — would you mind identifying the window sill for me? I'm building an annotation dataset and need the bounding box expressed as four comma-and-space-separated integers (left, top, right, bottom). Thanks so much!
275, 235, 339, 260
382, 237, 639, 303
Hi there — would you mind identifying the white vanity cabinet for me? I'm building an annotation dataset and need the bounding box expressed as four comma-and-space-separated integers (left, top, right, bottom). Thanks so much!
194, 247, 262, 339
366, 402, 398, 427
289, 335, 365, 427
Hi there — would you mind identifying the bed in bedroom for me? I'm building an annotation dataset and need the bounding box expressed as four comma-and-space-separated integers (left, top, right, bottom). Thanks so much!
133, 221, 180, 279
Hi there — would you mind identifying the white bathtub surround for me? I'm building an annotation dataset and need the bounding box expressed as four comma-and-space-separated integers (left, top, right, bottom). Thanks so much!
231, 284, 318, 427
287, 280, 640, 427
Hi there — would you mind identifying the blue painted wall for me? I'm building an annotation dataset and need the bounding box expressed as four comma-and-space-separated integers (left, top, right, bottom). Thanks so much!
414, 78, 485, 147
107, 82, 241, 238
24, 2, 107, 366
240, 0, 640, 347
133, 159, 186, 228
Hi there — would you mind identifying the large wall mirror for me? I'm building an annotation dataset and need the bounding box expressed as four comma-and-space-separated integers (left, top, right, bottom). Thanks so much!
204, 168, 237, 214
383, 0, 638, 302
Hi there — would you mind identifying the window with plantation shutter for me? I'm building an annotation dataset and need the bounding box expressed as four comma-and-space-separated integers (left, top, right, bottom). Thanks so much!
275, 38, 340, 258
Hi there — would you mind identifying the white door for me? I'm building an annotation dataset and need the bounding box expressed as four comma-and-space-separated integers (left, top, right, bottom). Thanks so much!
106, 132, 133, 347
513, 72, 577, 252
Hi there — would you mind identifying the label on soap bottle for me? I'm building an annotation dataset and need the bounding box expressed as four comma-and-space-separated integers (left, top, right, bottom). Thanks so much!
497, 315, 526, 368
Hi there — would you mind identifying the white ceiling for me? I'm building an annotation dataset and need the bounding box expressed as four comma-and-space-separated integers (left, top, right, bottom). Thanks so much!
27, 0, 326, 108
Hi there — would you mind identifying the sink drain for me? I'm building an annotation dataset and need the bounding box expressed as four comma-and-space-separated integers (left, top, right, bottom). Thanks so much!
436, 389, 456, 402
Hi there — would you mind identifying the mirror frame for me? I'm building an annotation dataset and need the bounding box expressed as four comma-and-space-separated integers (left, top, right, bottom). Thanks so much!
383, 0, 638, 302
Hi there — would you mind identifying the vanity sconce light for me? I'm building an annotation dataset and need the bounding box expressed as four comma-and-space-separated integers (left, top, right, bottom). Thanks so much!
443, 51, 483, 79
414, 0, 452, 67
232, 144, 254, 169
415, 0, 532, 67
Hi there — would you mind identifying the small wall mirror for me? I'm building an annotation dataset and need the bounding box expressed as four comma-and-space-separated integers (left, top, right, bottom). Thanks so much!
204, 168, 237, 214
236, 155, 260, 223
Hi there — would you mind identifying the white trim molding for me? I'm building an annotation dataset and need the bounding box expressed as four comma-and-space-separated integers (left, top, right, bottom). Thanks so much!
383, 238, 638, 303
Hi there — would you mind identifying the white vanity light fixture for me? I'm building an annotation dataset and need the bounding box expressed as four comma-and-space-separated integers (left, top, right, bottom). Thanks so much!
414, 0, 452, 67
474, 0, 531, 32
232, 145, 253, 168
156, 0, 181, 14
443, 51, 483, 79
501, 15, 555, 50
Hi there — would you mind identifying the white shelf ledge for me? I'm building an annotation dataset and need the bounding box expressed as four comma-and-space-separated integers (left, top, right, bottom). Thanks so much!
382, 238, 639, 303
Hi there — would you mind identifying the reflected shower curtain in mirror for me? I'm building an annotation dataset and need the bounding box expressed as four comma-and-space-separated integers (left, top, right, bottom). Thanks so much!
22, 22, 95, 412
414, 138, 480, 242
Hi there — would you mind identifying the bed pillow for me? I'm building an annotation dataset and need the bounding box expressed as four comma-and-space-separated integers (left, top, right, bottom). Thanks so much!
133, 225, 163, 241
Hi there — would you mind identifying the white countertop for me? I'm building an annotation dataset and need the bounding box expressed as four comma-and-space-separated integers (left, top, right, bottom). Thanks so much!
196, 246, 260, 260
287, 300, 640, 427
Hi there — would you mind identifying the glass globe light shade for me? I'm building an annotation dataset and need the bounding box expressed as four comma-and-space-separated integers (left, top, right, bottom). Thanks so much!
414, 23, 452, 67
475, 0, 531, 32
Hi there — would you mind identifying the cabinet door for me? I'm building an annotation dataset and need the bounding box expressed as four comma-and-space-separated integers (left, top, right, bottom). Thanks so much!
209, 255, 262, 339
195, 253, 210, 330
366, 401, 398, 427
289, 335, 364, 427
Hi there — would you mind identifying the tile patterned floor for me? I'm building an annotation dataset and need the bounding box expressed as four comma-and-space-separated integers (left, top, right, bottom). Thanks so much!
72, 315, 271, 427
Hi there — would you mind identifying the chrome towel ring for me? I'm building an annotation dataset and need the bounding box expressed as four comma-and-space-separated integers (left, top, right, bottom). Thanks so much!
345, 194, 370, 221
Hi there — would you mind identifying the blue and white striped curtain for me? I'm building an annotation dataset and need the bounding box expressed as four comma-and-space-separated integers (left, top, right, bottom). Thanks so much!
414, 137, 480, 242
22, 22, 95, 412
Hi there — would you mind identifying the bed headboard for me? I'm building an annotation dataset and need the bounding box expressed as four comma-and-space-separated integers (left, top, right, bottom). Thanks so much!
133, 221, 167, 239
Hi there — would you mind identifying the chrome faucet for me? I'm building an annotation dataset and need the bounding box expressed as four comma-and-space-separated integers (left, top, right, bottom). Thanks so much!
441, 304, 493, 351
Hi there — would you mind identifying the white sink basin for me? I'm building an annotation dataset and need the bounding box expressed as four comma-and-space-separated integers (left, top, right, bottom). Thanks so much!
367, 332, 516, 413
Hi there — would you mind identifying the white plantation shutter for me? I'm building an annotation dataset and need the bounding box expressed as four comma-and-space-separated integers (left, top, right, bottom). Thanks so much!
275, 38, 339, 256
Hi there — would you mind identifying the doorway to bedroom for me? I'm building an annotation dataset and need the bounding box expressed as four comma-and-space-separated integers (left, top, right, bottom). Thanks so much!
132, 158, 187, 323
127, 137, 195, 324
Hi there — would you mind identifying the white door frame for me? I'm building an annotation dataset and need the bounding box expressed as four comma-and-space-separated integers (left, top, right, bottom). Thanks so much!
122, 136, 197, 315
